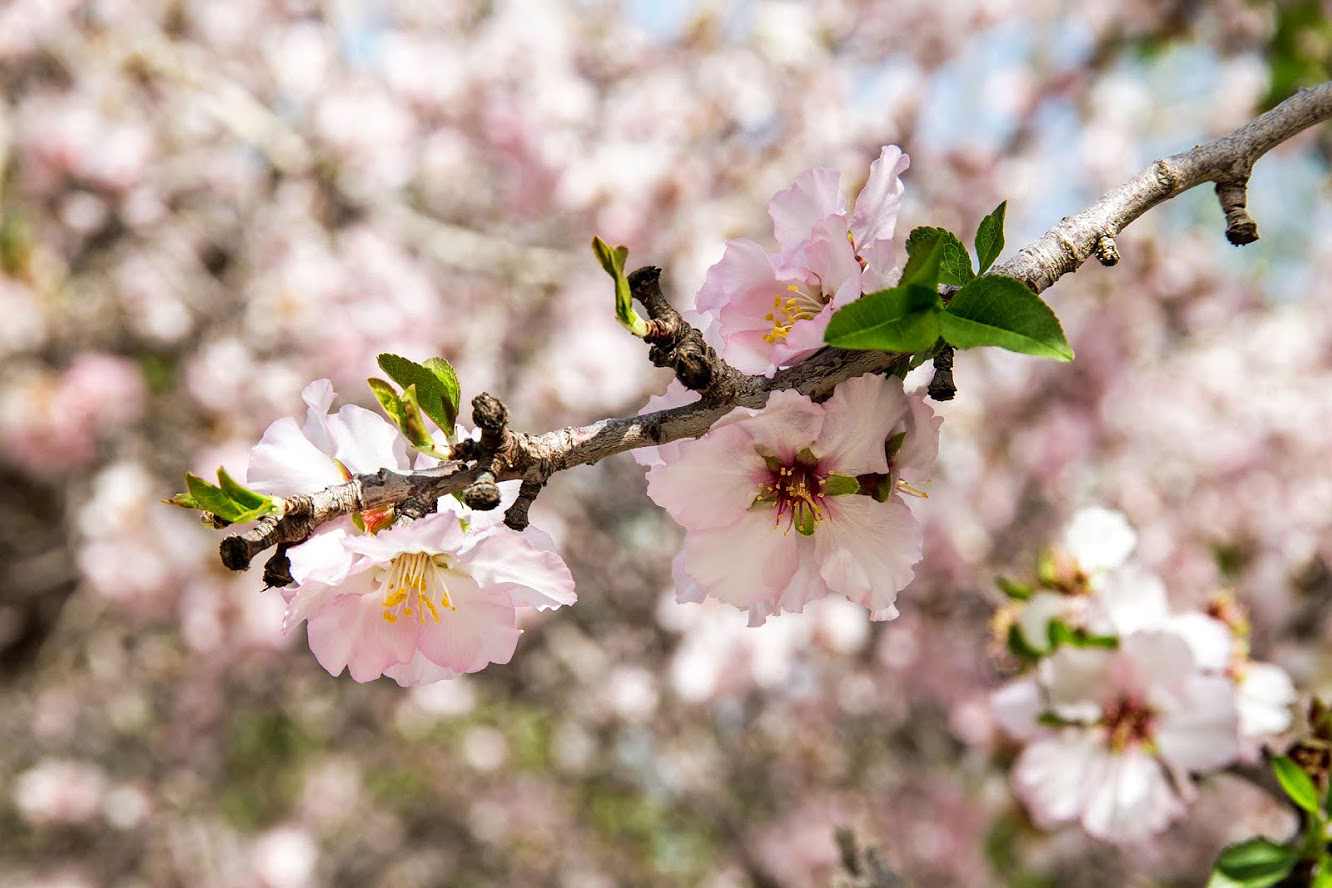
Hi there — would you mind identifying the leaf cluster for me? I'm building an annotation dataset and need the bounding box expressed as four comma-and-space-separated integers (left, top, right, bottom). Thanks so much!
825, 202, 1074, 363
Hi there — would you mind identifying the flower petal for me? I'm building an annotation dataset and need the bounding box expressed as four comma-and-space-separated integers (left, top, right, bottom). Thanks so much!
459, 525, 576, 610
814, 495, 921, 615
305, 590, 419, 682
815, 373, 910, 476
415, 571, 521, 673
678, 509, 801, 614
743, 389, 825, 464
246, 416, 344, 495
768, 166, 846, 253
327, 404, 410, 474
1012, 729, 1103, 830
646, 421, 768, 531
849, 146, 909, 254
1080, 746, 1183, 842
384, 652, 464, 687
1153, 673, 1238, 772
893, 391, 942, 482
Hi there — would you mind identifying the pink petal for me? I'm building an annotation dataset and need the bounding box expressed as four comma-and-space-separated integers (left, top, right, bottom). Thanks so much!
768, 166, 846, 253
384, 652, 463, 687
991, 676, 1047, 742
743, 389, 825, 463
283, 569, 374, 635
769, 537, 829, 620
458, 525, 576, 610
814, 495, 921, 615
893, 391, 942, 483
696, 238, 779, 314
645, 422, 767, 531
343, 511, 467, 563
415, 572, 521, 673
849, 146, 909, 254
1040, 645, 1115, 718
815, 374, 910, 476
678, 509, 801, 613
306, 590, 419, 682
298, 378, 338, 453
286, 526, 356, 586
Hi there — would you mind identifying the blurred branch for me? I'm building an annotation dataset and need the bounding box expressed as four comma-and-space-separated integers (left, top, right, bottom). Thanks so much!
220, 82, 1332, 571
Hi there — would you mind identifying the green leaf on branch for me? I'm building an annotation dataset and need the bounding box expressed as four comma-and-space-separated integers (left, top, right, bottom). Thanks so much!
1272, 755, 1322, 815
377, 353, 461, 431
900, 227, 946, 290
170, 470, 278, 524
368, 377, 408, 428
1006, 623, 1043, 662
940, 275, 1074, 361
1207, 838, 1299, 888
1313, 855, 1332, 888
824, 284, 941, 353
975, 201, 1007, 274
906, 226, 974, 287
593, 236, 648, 338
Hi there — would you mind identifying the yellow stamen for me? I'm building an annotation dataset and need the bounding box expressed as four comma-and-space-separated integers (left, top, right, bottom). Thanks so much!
379, 552, 455, 623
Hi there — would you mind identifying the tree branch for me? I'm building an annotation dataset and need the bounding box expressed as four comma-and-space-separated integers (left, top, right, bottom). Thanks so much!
218, 81, 1332, 572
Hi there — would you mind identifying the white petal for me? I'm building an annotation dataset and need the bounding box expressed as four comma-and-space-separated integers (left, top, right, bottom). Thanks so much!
384, 652, 463, 687
246, 416, 343, 495
1237, 661, 1296, 740
327, 404, 410, 474
1061, 506, 1136, 573
849, 146, 909, 253
415, 571, 521, 674
1012, 729, 1102, 829
991, 675, 1047, 742
1040, 645, 1115, 717
298, 378, 338, 454
1154, 674, 1239, 772
744, 389, 825, 463
1080, 747, 1183, 842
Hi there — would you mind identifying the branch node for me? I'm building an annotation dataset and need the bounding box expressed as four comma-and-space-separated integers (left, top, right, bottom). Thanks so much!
462, 471, 502, 510
471, 393, 510, 450
1094, 234, 1120, 266
927, 346, 956, 401
503, 476, 546, 531
220, 535, 253, 571
262, 545, 294, 588
1216, 179, 1260, 245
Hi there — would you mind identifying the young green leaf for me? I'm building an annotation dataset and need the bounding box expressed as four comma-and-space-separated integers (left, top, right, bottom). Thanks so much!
974, 200, 1007, 274
217, 467, 269, 512
367, 377, 408, 429
1272, 756, 1321, 815
377, 354, 459, 431
1313, 855, 1332, 888
593, 236, 648, 338
1207, 838, 1299, 888
906, 226, 974, 287
900, 227, 946, 291
422, 357, 461, 428
1006, 623, 1043, 662
824, 284, 941, 353
940, 275, 1074, 361
184, 473, 238, 520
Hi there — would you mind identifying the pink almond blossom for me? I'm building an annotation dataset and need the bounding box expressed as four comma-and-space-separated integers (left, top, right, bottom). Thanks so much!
282, 504, 574, 686
646, 373, 938, 625
694, 146, 910, 375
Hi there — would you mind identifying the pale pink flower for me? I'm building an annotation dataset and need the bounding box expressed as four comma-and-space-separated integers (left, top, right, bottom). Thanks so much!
695, 146, 910, 375
247, 378, 410, 498
646, 373, 938, 625
1234, 660, 1296, 755
1000, 631, 1238, 842
283, 502, 575, 686
13, 759, 107, 826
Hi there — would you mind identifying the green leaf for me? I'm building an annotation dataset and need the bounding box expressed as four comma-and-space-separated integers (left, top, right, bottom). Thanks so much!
217, 467, 269, 512
974, 201, 1007, 274
884, 431, 907, 461
593, 236, 648, 337
824, 284, 941, 353
1208, 838, 1299, 888
422, 357, 461, 429
940, 275, 1074, 361
377, 354, 459, 431
900, 227, 946, 291
823, 474, 861, 496
996, 576, 1032, 601
1272, 756, 1322, 815
368, 377, 408, 428
907, 227, 974, 287
1313, 855, 1332, 888
163, 491, 203, 510
180, 471, 276, 524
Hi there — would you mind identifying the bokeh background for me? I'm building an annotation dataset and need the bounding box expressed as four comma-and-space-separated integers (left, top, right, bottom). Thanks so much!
3, 1, 1332, 885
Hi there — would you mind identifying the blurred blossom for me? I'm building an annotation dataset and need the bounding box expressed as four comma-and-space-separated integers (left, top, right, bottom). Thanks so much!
14, 759, 107, 826
250, 826, 318, 888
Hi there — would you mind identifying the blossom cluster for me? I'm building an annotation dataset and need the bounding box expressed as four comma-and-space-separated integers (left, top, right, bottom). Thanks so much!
989, 508, 1296, 843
